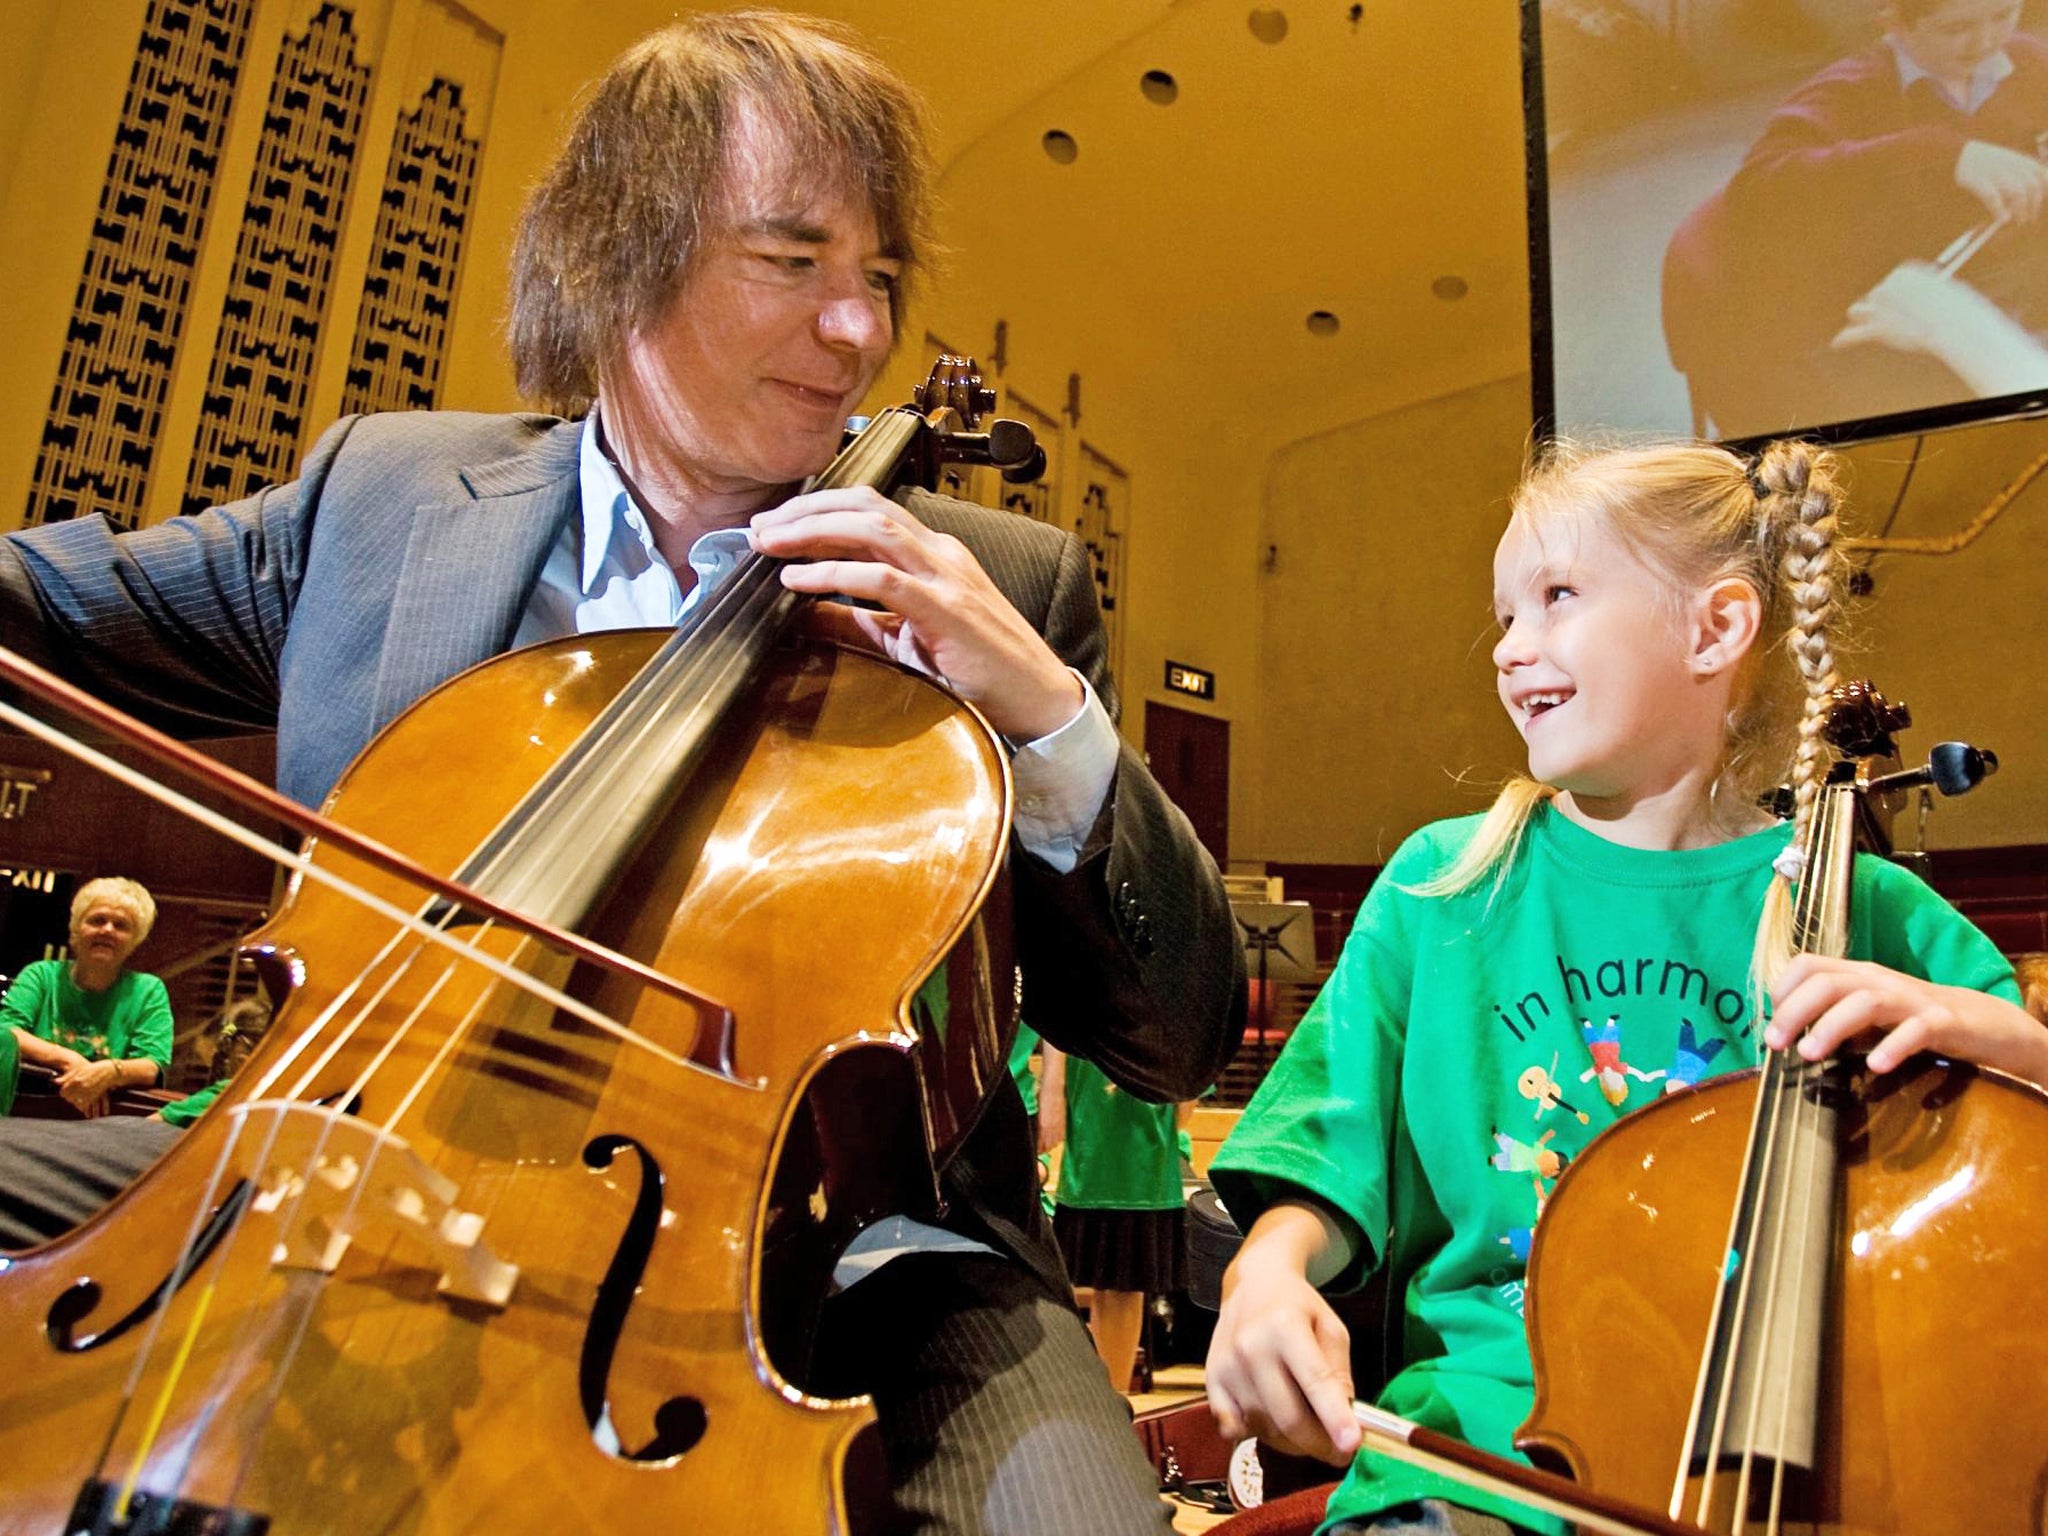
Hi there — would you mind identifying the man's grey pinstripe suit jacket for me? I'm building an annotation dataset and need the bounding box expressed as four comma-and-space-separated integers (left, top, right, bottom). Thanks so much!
0, 410, 1244, 1297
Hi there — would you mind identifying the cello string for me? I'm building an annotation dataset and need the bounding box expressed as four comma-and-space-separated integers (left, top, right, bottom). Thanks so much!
1668, 991, 1777, 1522
0, 702, 710, 1501
208, 938, 539, 1520
1, 701, 728, 1504
84, 1092, 269, 1486
1712, 1048, 1791, 1528
1741, 784, 1849, 1534
1683, 788, 1837, 1529
1729, 793, 1834, 1531
156, 644, 719, 1506
141, 917, 598, 1516
0, 697, 709, 1075
130, 889, 601, 1507
1729, 826, 1813, 1528
98, 929, 490, 1500
85, 916, 450, 1484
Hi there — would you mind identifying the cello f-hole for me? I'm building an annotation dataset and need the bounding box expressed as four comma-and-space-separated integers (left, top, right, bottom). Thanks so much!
45, 1182, 255, 1354
578, 1133, 709, 1464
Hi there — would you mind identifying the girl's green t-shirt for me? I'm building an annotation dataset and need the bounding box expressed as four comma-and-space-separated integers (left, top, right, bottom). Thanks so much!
1212, 806, 2020, 1535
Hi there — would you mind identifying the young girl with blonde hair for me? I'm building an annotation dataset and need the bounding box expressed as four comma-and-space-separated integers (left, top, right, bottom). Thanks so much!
1206, 438, 2046, 1536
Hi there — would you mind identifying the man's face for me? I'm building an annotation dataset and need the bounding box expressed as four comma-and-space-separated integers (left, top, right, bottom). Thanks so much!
605, 112, 902, 499
1892, 0, 2024, 81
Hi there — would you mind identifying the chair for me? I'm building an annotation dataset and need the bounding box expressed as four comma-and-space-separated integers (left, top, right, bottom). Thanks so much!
1202, 1482, 1340, 1535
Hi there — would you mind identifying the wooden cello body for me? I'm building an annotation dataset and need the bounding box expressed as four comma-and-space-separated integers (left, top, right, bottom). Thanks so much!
1521, 1055, 2048, 1533
0, 573, 1015, 1524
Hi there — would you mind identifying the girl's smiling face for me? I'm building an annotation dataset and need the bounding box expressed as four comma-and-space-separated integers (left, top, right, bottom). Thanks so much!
1491, 510, 1725, 810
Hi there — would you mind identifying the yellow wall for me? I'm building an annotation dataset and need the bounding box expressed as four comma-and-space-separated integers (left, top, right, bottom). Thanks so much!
2, 1, 2042, 868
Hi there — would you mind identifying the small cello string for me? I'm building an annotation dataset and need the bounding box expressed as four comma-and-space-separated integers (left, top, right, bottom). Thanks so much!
1729, 785, 1847, 1534
105, 918, 504, 1507
1687, 1024, 1792, 1529
101, 718, 706, 1506
129, 902, 609, 1508
1727, 796, 1832, 1532
115, 851, 617, 1505
1683, 792, 1836, 1530
1761, 785, 1853, 1536
1669, 1011, 1774, 1524
1703, 1062, 1784, 1528
90, 900, 462, 1494
195, 668, 725, 1514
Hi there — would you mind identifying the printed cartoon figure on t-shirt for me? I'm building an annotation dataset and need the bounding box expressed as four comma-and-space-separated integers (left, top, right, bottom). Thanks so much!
1488, 1127, 1568, 1210
1479, 945, 1765, 1293
1579, 1015, 1665, 1105
1515, 1051, 1591, 1125
1665, 1019, 1731, 1092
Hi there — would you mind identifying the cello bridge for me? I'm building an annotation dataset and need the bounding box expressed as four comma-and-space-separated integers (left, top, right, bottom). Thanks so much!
228, 1099, 519, 1308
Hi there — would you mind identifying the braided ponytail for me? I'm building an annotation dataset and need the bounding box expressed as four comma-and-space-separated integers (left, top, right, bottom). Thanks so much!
1754, 440, 1845, 847
1749, 439, 1848, 993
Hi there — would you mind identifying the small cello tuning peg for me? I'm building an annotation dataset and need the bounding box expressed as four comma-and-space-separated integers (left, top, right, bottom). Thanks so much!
1864, 741, 1998, 800
1928, 742, 1997, 798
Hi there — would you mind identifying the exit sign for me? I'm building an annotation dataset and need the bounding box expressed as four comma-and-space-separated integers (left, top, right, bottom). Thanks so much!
1164, 661, 1215, 701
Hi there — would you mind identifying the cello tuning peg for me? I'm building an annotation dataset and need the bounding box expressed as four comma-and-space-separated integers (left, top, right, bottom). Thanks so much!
1002, 444, 1048, 486
1928, 742, 1997, 798
1862, 742, 1999, 800
986, 418, 1036, 470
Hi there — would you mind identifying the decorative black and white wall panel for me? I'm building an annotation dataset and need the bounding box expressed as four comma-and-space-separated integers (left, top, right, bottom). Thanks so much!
181, 3, 370, 518
26, 0, 254, 528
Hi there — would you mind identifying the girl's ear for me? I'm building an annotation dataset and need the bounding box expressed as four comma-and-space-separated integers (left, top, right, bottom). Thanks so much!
1690, 577, 1763, 677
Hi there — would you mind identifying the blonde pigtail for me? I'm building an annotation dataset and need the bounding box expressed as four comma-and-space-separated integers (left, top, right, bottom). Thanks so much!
1403, 776, 1557, 902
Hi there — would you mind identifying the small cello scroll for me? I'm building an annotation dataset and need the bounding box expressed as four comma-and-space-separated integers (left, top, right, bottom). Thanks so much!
1822, 681, 2000, 856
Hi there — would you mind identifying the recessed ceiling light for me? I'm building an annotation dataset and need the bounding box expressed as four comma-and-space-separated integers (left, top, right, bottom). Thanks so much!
1140, 70, 1178, 105
1248, 9, 1288, 44
1305, 310, 1340, 336
1432, 275, 1469, 301
1042, 130, 1078, 165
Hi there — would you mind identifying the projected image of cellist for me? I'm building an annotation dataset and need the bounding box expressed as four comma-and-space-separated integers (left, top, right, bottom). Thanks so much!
0, 14, 1243, 1535
1664, 0, 2048, 437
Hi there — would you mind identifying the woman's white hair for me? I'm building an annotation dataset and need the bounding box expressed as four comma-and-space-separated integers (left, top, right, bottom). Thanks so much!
69, 876, 157, 945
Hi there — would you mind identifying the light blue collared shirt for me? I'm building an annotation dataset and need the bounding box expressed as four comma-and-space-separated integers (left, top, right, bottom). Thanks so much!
1890, 37, 2015, 115
511, 415, 1122, 1287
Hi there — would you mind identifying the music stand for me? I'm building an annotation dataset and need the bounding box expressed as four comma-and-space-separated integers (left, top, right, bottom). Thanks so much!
1231, 900, 1319, 1079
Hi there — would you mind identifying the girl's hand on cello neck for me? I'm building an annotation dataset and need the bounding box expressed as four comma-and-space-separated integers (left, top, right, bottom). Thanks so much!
1766, 954, 2048, 1086
1206, 1201, 1363, 1466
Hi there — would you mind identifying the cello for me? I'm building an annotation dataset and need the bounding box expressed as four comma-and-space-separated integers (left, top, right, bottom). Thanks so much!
0, 357, 1040, 1534
1338, 685, 2048, 1534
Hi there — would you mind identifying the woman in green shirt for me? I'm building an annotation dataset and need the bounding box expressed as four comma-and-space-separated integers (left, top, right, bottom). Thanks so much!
1206, 439, 2048, 1536
0, 876, 172, 1118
